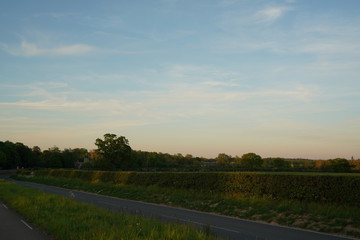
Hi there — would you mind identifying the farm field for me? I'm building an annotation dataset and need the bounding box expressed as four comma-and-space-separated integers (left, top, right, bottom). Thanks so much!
0, 179, 219, 240
14, 169, 360, 238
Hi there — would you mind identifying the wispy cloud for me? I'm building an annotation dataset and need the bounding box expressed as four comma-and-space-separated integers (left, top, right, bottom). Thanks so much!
254, 6, 292, 24
0, 99, 137, 114
299, 42, 360, 55
1, 41, 95, 57
218, 4, 293, 34
215, 5, 360, 61
166, 64, 241, 84
0, 80, 316, 117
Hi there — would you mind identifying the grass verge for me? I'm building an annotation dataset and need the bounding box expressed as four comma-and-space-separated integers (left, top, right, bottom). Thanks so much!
0, 179, 219, 240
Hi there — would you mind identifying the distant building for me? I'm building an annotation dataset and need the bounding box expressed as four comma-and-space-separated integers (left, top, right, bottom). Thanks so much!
75, 157, 90, 169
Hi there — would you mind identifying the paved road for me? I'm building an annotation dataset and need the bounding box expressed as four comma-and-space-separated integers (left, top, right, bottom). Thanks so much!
1, 176, 357, 240
0, 201, 52, 240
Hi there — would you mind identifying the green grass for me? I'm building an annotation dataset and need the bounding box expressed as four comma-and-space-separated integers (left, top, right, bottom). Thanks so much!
13, 174, 360, 238
0, 179, 220, 240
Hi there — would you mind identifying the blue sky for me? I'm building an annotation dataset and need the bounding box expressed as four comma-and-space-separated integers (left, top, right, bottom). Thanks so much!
1, 0, 359, 159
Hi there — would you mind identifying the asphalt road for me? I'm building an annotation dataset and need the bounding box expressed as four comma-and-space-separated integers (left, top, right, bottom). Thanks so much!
0, 201, 51, 240
1, 176, 357, 240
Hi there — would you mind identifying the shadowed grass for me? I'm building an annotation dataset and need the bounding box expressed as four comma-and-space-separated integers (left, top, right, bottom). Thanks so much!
0, 179, 219, 240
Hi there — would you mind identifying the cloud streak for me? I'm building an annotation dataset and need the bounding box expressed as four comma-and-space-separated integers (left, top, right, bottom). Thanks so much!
254, 6, 292, 24
0, 81, 316, 117
1, 41, 95, 57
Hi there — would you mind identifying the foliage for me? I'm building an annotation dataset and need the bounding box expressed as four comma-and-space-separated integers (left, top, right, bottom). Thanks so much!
240, 153, 263, 169
215, 153, 232, 165
0, 151, 6, 169
0, 141, 21, 169
0, 141, 88, 170
350, 160, 360, 170
271, 157, 290, 170
95, 133, 132, 169
325, 158, 352, 172
1, 136, 359, 172
29, 169, 360, 207
42, 147, 63, 168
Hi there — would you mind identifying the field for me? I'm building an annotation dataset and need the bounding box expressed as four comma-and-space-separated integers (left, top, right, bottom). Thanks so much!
15, 169, 360, 238
0, 179, 219, 240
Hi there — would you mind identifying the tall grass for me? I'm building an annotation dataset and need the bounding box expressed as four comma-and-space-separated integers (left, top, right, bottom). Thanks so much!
0, 179, 219, 240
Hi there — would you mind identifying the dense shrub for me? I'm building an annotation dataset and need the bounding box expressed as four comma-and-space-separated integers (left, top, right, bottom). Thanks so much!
30, 169, 360, 206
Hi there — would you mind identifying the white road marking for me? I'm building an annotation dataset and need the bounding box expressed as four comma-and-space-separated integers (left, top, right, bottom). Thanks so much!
212, 225, 240, 233
2, 203, 8, 209
21, 219, 33, 230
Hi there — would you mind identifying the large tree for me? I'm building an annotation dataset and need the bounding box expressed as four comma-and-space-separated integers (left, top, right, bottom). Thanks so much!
42, 146, 63, 168
0, 141, 20, 169
326, 158, 352, 172
95, 133, 132, 169
240, 152, 263, 169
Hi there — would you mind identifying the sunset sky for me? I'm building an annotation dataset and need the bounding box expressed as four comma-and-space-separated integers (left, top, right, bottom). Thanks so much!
1, 0, 359, 159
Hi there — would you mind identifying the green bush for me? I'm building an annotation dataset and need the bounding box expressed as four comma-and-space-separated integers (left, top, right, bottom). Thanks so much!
30, 170, 360, 206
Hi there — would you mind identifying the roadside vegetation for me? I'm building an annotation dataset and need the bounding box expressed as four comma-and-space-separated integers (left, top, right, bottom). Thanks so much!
0, 179, 220, 240
15, 170, 360, 238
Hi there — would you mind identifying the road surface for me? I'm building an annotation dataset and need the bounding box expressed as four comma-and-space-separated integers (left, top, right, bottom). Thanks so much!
0, 201, 52, 240
1, 175, 357, 240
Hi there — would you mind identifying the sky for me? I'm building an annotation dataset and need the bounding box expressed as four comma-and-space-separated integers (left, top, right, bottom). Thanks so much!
0, 0, 359, 159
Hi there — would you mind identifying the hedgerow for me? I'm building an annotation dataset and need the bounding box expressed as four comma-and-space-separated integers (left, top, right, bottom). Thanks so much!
29, 169, 360, 206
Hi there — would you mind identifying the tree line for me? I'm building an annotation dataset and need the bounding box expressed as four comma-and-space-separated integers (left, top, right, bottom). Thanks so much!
0, 141, 88, 169
1, 134, 359, 172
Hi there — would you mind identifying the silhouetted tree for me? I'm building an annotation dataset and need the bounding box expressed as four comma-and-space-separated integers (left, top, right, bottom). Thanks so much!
326, 158, 352, 172
0, 141, 20, 169
42, 147, 63, 168
240, 153, 263, 169
272, 157, 289, 170
215, 153, 233, 165
15, 142, 33, 168
95, 134, 132, 169
0, 151, 7, 169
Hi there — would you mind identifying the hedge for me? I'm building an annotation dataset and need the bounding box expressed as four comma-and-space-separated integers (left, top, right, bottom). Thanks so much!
30, 169, 360, 206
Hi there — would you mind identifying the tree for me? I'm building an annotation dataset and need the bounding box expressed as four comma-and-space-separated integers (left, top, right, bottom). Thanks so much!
31, 146, 42, 167
326, 158, 352, 172
95, 134, 132, 169
62, 149, 77, 168
72, 148, 89, 161
0, 141, 20, 169
0, 151, 7, 169
349, 159, 360, 170
240, 153, 263, 169
272, 157, 289, 170
42, 146, 63, 168
215, 153, 232, 165
15, 142, 33, 168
